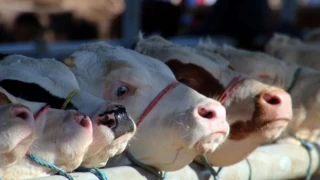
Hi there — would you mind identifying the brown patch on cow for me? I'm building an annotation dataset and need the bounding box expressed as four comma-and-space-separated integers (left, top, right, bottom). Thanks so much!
165, 59, 225, 97
0, 92, 11, 105
228, 93, 270, 140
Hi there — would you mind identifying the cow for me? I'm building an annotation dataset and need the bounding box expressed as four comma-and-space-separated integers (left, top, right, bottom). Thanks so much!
0, 55, 136, 169
265, 33, 320, 71
195, 42, 320, 143
0, 103, 35, 169
63, 42, 230, 171
132, 35, 293, 166
0, 86, 93, 179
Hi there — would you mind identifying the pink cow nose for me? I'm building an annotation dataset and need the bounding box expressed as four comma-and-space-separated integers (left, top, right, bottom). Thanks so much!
197, 102, 225, 121
195, 101, 229, 134
11, 105, 34, 124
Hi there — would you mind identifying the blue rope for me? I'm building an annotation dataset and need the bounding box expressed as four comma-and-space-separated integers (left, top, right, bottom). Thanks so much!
287, 129, 314, 180
199, 155, 222, 180
75, 166, 109, 180
27, 153, 74, 180
126, 151, 167, 179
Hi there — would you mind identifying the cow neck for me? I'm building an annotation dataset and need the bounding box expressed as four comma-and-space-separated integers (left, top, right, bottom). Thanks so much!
136, 81, 179, 127
287, 67, 302, 93
218, 76, 247, 105
126, 81, 179, 179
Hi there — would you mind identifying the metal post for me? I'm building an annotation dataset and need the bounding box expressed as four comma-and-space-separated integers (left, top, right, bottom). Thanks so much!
280, 0, 298, 23
121, 0, 141, 48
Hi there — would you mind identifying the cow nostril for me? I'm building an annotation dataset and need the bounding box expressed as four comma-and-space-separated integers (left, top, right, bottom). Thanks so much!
99, 116, 117, 129
12, 107, 30, 121
198, 107, 215, 119
262, 93, 282, 105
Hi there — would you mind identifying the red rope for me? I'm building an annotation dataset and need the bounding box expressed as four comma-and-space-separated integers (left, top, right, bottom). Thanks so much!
34, 105, 51, 121
136, 82, 179, 127
218, 76, 246, 104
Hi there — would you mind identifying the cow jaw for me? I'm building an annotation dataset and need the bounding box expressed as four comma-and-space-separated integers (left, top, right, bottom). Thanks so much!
33, 108, 93, 172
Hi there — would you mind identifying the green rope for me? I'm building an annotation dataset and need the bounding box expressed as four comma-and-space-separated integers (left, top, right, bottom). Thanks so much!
287, 67, 302, 93
75, 166, 108, 180
199, 155, 222, 180
27, 153, 74, 180
61, 89, 80, 110
126, 151, 167, 180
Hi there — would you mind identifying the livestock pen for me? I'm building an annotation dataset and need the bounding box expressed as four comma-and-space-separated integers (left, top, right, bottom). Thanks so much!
1, 0, 320, 180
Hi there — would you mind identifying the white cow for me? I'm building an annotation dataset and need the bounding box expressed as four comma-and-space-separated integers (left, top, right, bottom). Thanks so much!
265, 33, 320, 71
195, 42, 320, 143
0, 86, 93, 179
0, 55, 136, 169
63, 42, 230, 171
133, 35, 293, 166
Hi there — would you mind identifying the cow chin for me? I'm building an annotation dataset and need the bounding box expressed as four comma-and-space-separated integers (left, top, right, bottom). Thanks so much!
257, 119, 289, 140
194, 133, 228, 155
106, 132, 134, 158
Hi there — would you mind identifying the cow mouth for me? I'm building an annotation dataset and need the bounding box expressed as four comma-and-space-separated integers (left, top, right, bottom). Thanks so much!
113, 132, 134, 144
194, 132, 228, 154
228, 118, 290, 140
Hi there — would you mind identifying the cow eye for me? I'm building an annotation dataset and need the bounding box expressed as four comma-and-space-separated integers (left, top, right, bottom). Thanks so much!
116, 86, 129, 97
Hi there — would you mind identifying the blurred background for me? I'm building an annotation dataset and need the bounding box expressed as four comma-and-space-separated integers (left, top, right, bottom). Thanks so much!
0, 0, 319, 60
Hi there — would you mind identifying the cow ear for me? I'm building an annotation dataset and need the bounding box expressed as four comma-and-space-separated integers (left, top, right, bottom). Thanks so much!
0, 92, 11, 105
63, 56, 76, 67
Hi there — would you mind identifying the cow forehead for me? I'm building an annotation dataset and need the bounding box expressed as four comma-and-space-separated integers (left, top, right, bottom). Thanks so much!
75, 42, 176, 79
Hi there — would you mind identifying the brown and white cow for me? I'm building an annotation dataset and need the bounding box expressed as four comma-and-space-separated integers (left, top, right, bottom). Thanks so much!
64, 42, 230, 171
0, 55, 136, 168
195, 43, 320, 142
0, 103, 35, 170
0, 86, 93, 179
133, 35, 293, 166
265, 33, 320, 71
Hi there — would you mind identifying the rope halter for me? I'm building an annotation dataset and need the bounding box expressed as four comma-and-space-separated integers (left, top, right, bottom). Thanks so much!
127, 81, 179, 179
